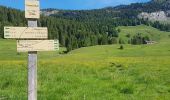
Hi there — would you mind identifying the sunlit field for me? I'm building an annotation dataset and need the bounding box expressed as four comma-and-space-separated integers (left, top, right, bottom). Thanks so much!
0, 25, 170, 100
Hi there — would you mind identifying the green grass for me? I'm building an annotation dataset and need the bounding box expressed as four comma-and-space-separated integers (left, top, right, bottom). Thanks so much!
1, 25, 170, 100
117, 25, 170, 43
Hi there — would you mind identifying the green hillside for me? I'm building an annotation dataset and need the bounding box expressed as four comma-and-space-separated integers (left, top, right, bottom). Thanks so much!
0, 25, 170, 99
118, 25, 170, 43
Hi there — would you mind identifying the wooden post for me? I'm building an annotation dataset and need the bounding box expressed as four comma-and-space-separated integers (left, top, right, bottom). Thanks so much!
28, 20, 37, 100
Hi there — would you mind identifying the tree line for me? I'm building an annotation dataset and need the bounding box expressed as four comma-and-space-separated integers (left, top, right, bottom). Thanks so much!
0, 6, 169, 52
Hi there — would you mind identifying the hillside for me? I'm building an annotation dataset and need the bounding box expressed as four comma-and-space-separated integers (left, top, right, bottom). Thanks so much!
0, 1, 170, 99
42, 0, 170, 18
138, 11, 168, 21
0, 6, 149, 52
0, 25, 169, 60
0, 0, 170, 52
118, 25, 168, 43
113, 0, 170, 12
1, 25, 170, 99
41, 0, 170, 33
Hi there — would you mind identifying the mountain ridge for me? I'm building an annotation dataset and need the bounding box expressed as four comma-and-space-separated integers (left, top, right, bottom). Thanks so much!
41, 0, 170, 18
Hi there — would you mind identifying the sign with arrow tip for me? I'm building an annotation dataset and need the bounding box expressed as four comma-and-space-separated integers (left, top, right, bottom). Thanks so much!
17, 40, 59, 52
4, 27, 48, 39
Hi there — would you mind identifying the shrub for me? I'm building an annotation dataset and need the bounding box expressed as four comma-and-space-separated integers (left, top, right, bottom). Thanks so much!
120, 87, 134, 94
119, 45, 124, 50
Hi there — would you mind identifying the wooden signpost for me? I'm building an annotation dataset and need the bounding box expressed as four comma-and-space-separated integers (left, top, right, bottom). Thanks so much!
4, 27, 48, 39
17, 40, 59, 52
25, 0, 40, 19
4, 0, 59, 100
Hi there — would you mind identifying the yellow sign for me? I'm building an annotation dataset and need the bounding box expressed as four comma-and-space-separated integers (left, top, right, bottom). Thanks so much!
17, 40, 59, 52
4, 27, 48, 39
25, 0, 40, 18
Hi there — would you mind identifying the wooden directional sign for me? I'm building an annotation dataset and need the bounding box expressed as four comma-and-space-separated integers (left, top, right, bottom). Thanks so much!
25, 0, 40, 19
4, 27, 48, 39
17, 40, 59, 52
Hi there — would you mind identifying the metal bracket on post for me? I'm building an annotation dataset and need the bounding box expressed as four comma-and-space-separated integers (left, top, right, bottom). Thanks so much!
28, 20, 37, 27
28, 20, 37, 100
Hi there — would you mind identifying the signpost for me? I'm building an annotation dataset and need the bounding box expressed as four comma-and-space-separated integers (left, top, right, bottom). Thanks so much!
25, 0, 40, 19
17, 40, 59, 52
4, 27, 48, 39
4, 0, 59, 100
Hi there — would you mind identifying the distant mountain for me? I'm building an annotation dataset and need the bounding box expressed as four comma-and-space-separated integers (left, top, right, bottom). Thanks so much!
152, 0, 169, 3
112, 0, 170, 11
138, 11, 168, 21
41, 0, 170, 20
135, 0, 170, 21
40, 0, 170, 26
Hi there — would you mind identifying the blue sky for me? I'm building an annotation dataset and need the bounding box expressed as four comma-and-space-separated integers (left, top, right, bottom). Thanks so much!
0, 0, 150, 10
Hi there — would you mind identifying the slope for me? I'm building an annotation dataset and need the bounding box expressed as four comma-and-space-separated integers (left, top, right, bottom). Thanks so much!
0, 25, 170, 99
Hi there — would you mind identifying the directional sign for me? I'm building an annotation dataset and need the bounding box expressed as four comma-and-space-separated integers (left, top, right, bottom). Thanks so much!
17, 40, 59, 52
25, 0, 40, 18
4, 27, 48, 39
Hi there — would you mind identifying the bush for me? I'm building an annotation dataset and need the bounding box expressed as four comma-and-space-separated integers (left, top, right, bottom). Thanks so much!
119, 45, 124, 50
120, 87, 134, 94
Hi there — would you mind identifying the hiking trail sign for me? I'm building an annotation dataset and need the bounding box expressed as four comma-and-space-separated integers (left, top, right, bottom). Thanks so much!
25, 0, 40, 19
4, 27, 48, 39
4, 0, 59, 100
17, 40, 59, 52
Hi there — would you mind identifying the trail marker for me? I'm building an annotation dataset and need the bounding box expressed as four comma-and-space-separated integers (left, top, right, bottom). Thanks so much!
4, 27, 48, 39
17, 40, 59, 52
4, 0, 59, 100
25, 0, 40, 19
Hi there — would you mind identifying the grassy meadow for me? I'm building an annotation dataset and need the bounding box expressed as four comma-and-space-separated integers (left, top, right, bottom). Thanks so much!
0, 25, 170, 100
